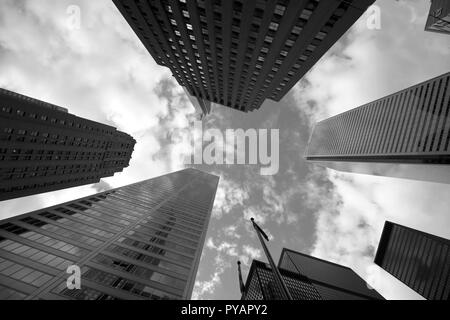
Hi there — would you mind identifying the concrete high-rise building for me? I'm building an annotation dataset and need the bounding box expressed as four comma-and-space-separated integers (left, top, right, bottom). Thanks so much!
0, 88, 136, 201
241, 248, 384, 300
113, 0, 375, 114
375, 221, 449, 300
425, 0, 450, 35
0, 168, 219, 300
305, 72, 450, 183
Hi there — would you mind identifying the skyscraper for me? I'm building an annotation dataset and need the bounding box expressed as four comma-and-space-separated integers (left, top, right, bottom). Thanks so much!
241, 248, 384, 300
425, 0, 450, 35
0, 168, 219, 300
374, 221, 449, 300
0, 88, 136, 201
113, 0, 375, 114
305, 72, 450, 183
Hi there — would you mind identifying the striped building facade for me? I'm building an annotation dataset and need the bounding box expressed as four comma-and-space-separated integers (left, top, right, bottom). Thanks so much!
113, 0, 375, 114
0, 168, 218, 300
374, 221, 449, 300
305, 72, 450, 183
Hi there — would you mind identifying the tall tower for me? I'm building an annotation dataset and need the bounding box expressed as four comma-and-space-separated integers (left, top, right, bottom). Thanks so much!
0, 168, 219, 300
425, 0, 450, 35
113, 0, 375, 114
305, 72, 450, 183
241, 248, 384, 300
374, 221, 449, 300
0, 88, 136, 201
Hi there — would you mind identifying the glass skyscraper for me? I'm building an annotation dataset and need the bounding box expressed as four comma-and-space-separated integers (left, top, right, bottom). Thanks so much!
305, 72, 450, 183
374, 221, 449, 300
0, 168, 219, 300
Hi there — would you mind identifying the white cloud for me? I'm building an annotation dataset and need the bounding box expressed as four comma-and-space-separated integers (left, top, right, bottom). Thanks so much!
0, 0, 196, 213
192, 255, 227, 300
243, 207, 267, 225
242, 245, 262, 260
193, 238, 239, 299
295, 0, 450, 300
206, 238, 239, 257
211, 175, 248, 219
223, 225, 241, 239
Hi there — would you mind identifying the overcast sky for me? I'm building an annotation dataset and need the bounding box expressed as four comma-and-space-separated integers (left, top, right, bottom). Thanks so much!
0, 0, 449, 300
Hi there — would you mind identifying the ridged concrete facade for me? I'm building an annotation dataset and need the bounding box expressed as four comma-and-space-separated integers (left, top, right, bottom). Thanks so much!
305, 72, 450, 183
375, 221, 449, 300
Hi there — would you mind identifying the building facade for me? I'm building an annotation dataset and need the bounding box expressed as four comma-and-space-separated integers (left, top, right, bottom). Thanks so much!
374, 221, 449, 300
242, 248, 384, 300
425, 0, 450, 35
0, 168, 219, 300
0, 88, 136, 201
305, 72, 450, 183
242, 259, 323, 300
113, 0, 375, 114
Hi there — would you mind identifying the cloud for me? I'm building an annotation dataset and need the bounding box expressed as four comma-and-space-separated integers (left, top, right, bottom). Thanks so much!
0, 0, 197, 207
211, 175, 248, 219
294, 0, 450, 299
194, 238, 262, 298
238, 245, 262, 267
193, 238, 239, 299
242, 245, 262, 260
192, 255, 227, 300
2, 0, 449, 301
92, 180, 112, 193
243, 207, 267, 225
223, 225, 241, 239
206, 238, 239, 257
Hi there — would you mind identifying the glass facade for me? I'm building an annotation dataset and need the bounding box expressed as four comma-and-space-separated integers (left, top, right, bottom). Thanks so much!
374, 221, 450, 300
0, 168, 219, 300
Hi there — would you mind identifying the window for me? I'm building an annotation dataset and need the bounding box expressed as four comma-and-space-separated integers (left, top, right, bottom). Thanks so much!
269, 22, 279, 31
274, 4, 286, 16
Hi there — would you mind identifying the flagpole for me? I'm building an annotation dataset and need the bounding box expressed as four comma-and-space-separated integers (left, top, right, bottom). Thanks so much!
237, 261, 246, 299
250, 218, 293, 300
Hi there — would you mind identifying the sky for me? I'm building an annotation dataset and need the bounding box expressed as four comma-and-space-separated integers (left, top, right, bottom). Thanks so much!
0, 0, 449, 300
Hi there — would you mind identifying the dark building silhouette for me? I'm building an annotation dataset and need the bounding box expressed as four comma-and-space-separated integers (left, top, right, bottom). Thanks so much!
113, 0, 375, 114
0, 168, 219, 300
374, 221, 450, 300
242, 248, 384, 300
425, 0, 450, 35
0, 88, 136, 201
305, 72, 450, 183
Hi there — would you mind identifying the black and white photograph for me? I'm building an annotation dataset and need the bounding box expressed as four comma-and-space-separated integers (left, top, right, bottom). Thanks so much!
0, 0, 449, 311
